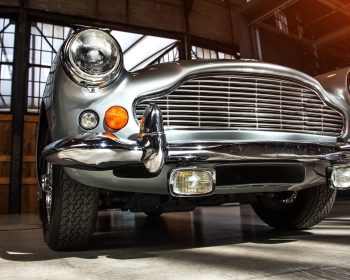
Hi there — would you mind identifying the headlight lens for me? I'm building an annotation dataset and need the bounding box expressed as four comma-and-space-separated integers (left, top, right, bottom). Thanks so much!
63, 29, 122, 87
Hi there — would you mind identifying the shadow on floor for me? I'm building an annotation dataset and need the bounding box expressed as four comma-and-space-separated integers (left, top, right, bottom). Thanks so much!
1, 202, 350, 279
0, 204, 315, 261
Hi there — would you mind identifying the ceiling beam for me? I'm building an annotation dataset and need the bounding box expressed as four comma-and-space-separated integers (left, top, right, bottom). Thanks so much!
315, 25, 350, 47
317, 0, 350, 17
304, 0, 350, 28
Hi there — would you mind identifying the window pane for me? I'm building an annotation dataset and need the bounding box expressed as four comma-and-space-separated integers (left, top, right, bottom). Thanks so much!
28, 22, 73, 113
0, 64, 13, 111
113, 34, 177, 71
0, 17, 15, 112
27, 66, 50, 112
191, 46, 236, 60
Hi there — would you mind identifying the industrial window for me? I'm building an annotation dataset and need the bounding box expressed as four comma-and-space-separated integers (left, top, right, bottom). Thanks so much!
0, 18, 15, 112
191, 46, 236, 60
275, 10, 289, 34
110, 30, 179, 71
151, 43, 179, 65
27, 22, 73, 113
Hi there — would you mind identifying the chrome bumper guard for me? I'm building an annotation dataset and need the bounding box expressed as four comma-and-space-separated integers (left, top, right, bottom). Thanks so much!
43, 104, 350, 173
43, 104, 166, 174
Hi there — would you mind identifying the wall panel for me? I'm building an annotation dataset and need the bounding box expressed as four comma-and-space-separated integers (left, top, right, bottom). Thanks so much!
21, 115, 39, 214
190, 0, 234, 46
258, 26, 318, 75
0, 115, 12, 214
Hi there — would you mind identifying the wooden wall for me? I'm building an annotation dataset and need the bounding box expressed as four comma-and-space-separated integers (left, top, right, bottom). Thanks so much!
0, 115, 12, 214
21, 115, 40, 214
0, 114, 39, 214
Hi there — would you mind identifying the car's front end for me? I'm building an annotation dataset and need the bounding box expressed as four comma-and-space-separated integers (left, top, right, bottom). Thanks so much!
37, 28, 350, 250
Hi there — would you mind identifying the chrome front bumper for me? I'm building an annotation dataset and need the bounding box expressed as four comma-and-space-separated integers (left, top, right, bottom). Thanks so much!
44, 104, 167, 174
43, 104, 350, 173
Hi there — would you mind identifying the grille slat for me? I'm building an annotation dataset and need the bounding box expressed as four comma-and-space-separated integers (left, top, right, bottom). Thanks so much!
135, 109, 342, 122
163, 93, 321, 104
136, 110, 341, 123
147, 114, 342, 127
135, 74, 344, 136
177, 88, 318, 98
182, 79, 317, 93
135, 104, 341, 116
181, 83, 316, 95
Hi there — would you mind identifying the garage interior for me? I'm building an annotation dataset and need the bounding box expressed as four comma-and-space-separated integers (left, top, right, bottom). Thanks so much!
1, 0, 350, 278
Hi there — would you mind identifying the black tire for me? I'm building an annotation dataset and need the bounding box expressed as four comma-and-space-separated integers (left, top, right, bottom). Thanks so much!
251, 184, 336, 230
42, 166, 99, 251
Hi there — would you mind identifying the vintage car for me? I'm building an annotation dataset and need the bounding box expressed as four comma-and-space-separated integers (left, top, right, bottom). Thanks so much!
37, 28, 350, 250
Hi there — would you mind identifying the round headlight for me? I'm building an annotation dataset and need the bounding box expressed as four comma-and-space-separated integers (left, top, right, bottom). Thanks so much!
63, 29, 122, 87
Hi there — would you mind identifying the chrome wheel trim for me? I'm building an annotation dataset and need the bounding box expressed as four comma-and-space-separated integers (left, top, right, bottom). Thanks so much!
41, 162, 53, 223
279, 192, 298, 204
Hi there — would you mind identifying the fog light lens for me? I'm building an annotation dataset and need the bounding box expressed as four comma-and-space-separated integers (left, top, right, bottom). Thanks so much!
169, 168, 215, 196
79, 110, 99, 130
330, 167, 350, 189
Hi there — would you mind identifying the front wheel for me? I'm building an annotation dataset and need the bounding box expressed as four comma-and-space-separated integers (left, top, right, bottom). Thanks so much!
40, 165, 99, 250
251, 184, 336, 230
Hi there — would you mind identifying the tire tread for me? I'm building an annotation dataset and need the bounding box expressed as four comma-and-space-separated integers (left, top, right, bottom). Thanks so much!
46, 168, 99, 251
251, 184, 336, 230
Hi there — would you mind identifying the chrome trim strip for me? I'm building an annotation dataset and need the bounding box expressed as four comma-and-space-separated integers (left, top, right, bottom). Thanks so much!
167, 142, 350, 162
164, 130, 338, 144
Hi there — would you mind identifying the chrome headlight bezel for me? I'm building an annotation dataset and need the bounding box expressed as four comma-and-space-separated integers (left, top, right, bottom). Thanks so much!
61, 28, 123, 88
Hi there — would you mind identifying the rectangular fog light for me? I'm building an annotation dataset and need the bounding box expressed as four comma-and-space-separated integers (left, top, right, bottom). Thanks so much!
169, 168, 216, 196
329, 166, 350, 190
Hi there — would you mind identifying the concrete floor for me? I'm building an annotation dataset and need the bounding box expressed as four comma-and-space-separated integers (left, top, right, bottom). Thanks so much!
0, 201, 350, 280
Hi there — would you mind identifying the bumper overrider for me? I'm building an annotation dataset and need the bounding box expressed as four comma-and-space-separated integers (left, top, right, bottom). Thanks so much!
43, 104, 350, 195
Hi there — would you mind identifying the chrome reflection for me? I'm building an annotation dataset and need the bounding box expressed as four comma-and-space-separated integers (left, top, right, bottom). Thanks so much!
41, 162, 53, 222
43, 104, 167, 174
139, 104, 167, 173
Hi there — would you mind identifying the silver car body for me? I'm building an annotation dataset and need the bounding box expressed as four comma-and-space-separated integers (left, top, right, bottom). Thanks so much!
41, 44, 350, 195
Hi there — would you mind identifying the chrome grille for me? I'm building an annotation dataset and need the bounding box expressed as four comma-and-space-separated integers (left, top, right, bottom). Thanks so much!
135, 74, 344, 136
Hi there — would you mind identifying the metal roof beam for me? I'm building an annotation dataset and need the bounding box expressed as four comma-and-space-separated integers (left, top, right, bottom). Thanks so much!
315, 25, 350, 47
317, 0, 350, 17
304, 0, 350, 28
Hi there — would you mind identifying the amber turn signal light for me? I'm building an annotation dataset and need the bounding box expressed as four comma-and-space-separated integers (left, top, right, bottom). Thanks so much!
104, 106, 129, 130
